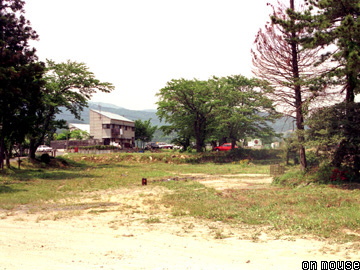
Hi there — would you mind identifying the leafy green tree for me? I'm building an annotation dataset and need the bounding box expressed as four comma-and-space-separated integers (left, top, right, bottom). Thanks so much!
0, 0, 45, 168
307, 103, 360, 179
282, 133, 300, 165
156, 78, 217, 152
70, 129, 89, 140
27, 60, 114, 158
55, 129, 89, 140
157, 76, 279, 152
55, 131, 70, 141
212, 75, 279, 150
135, 119, 157, 148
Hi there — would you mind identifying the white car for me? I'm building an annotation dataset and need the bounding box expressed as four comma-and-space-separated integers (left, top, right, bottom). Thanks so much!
37, 145, 53, 152
157, 142, 174, 149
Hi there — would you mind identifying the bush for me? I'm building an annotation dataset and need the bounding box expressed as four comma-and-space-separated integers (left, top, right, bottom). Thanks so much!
68, 145, 119, 150
310, 163, 355, 184
40, 153, 51, 164
306, 151, 321, 167
226, 148, 281, 161
273, 170, 307, 187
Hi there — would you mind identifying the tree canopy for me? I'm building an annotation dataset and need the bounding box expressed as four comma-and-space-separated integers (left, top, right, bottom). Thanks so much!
135, 119, 157, 148
27, 59, 115, 158
252, 0, 335, 170
212, 75, 279, 149
297, 0, 360, 177
302, 0, 360, 103
156, 75, 278, 152
0, 0, 45, 168
157, 78, 217, 152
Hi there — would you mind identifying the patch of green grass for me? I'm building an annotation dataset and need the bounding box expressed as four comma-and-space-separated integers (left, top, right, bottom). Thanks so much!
160, 180, 360, 241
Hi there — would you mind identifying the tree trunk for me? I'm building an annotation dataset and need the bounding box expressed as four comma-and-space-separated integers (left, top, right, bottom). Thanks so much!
18, 144, 22, 169
231, 138, 237, 150
296, 101, 307, 170
29, 138, 37, 159
5, 148, 10, 168
194, 117, 206, 152
28, 107, 55, 160
182, 137, 190, 151
290, 0, 307, 171
195, 131, 203, 152
286, 151, 290, 165
0, 135, 4, 170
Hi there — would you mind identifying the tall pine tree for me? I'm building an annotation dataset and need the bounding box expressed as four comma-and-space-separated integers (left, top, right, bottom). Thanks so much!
252, 0, 326, 170
299, 0, 360, 176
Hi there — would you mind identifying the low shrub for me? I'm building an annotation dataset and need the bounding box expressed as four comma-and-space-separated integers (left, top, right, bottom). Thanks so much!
306, 151, 321, 167
274, 161, 358, 186
314, 164, 357, 183
40, 153, 51, 164
273, 170, 307, 187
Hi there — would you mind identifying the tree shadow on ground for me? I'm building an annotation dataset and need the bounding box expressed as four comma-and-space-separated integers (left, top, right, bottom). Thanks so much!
330, 182, 360, 190
5, 157, 131, 182
10, 169, 100, 181
0, 185, 26, 194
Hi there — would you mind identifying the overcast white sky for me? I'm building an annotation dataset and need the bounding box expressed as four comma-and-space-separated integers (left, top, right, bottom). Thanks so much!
24, 0, 274, 111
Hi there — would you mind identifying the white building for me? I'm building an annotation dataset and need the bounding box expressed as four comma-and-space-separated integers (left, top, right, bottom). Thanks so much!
89, 109, 135, 148
248, 138, 263, 149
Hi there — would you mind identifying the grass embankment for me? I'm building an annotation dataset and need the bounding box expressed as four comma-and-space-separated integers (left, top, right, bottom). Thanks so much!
0, 151, 359, 242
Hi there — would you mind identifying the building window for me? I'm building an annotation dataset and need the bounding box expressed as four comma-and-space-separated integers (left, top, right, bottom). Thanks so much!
103, 124, 110, 129
124, 126, 128, 130
132, 127, 135, 131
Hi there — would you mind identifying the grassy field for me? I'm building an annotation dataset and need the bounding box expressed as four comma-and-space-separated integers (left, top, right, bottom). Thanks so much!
1, 152, 360, 243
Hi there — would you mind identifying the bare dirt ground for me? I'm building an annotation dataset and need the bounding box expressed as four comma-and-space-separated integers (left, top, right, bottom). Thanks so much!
0, 175, 359, 270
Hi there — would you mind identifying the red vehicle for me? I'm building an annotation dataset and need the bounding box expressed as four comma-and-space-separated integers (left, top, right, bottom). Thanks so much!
214, 143, 238, 151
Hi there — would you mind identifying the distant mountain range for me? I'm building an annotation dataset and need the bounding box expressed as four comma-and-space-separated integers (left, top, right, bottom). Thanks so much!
57, 101, 294, 135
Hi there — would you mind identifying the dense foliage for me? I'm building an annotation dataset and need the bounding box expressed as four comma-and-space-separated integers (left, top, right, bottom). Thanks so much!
156, 75, 279, 152
0, 0, 45, 168
250, 0, 360, 180
135, 119, 157, 148
27, 59, 114, 159
0, 1, 114, 168
299, 0, 360, 179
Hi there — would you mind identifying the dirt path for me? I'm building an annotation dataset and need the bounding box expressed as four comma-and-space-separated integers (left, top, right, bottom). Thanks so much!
0, 176, 359, 270
186, 173, 273, 190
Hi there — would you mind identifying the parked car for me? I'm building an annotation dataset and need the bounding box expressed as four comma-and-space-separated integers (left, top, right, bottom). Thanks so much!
214, 143, 238, 151
157, 142, 174, 149
145, 142, 160, 150
36, 145, 53, 152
